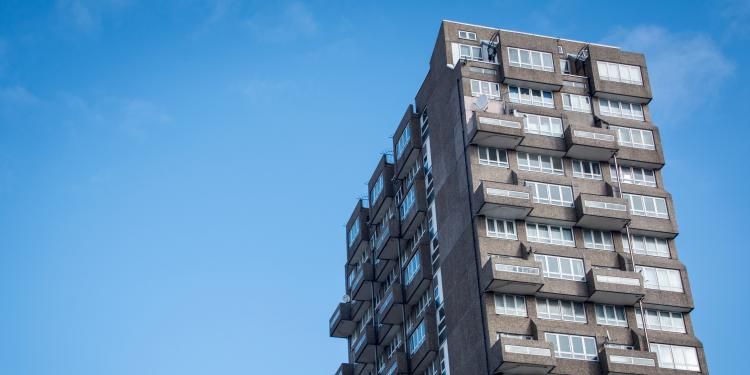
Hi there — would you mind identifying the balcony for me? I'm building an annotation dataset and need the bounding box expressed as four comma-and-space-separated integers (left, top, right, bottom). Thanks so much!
407, 318, 439, 373
352, 326, 378, 364
599, 346, 657, 375
584, 45, 653, 104
473, 181, 533, 220
587, 268, 645, 305
330, 303, 355, 338
605, 124, 665, 170
575, 193, 630, 231
564, 125, 618, 162
393, 108, 422, 179
403, 244, 433, 305
482, 256, 545, 295
369, 156, 395, 224
492, 336, 556, 374
350, 299, 371, 323
334, 363, 356, 375
381, 352, 409, 375
374, 217, 401, 260
399, 182, 427, 239
348, 261, 375, 302
376, 282, 405, 325
346, 200, 371, 265
498, 32, 562, 91
467, 111, 525, 150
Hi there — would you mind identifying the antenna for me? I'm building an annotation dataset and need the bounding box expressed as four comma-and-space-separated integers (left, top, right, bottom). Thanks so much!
472, 95, 489, 112
342, 294, 351, 303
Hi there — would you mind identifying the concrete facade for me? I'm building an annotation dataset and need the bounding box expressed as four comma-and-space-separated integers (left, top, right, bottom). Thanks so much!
330, 20, 707, 375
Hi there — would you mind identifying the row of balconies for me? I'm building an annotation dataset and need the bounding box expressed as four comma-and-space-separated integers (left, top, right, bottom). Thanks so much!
466, 110, 665, 170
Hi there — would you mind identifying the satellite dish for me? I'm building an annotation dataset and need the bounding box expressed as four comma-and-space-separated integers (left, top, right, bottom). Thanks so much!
342, 294, 351, 303
472, 95, 489, 112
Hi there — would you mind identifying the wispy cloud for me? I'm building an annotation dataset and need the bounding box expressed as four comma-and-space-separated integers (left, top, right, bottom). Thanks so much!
245, 2, 318, 43
0, 85, 41, 106
720, 0, 750, 40
56, 0, 132, 33
603, 26, 734, 123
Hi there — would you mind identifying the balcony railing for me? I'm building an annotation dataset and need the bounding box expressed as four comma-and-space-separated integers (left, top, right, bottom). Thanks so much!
609, 355, 655, 367
504, 344, 552, 357
596, 274, 641, 287
584, 200, 627, 211
573, 130, 615, 142
495, 262, 540, 276
486, 188, 530, 200
478, 116, 523, 129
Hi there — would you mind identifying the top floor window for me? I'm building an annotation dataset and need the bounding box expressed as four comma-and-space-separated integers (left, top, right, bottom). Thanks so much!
395, 126, 411, 160
597, 61, 643, 85
509, 86, 554, 108
459, 43, 497, 63
470, 79, 501, 99
458, 30, 477, 40
508, 47, 554, 72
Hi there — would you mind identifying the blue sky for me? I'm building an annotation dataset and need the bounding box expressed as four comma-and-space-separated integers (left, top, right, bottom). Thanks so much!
0, 0, 748, 374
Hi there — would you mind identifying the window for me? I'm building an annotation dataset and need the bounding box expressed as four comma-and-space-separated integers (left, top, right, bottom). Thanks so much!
562, 93, 591, 113
636, 309, 686, 333
395, 126, 411, 160
560, 59, 571, 74
400, 187, 416, 219
622, 235, 670, 258
610, 164, 656, 187
610, 126, 654, 150
544, 333, 598, 361
458, 30, 477, 40
478, 146, 509, 167
508, 86, 554, 108
459, 44, 483, 61
526, 181, 574, 207
526, 223, 575, 247
347, 221, 360, 248
494, 294, 527, 316
534, 254, 585, 281
498, 332, 533, 340
508, 47, 554, 72
597, 61, 643, 85
536, 298, 586, 323
623, 193, 668, 219
486, 218, 517, 240
636, 266, 683, 292
583, 229, 614, 251
404, 252, 422, 286
517, 152, 564, 175
650, 343, 700, 371
521, 113, 564, 137
572, 160, 602, 180
595, 304, 627, 327
408, 321, 427, 355
370, 174, 384, 204
470, 79, 500, 99
599, 99, 645, 121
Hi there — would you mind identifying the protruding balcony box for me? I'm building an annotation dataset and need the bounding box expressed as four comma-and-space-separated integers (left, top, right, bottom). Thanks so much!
491, 336, 557, 374
403, 244, 433, 305
330, 303, 355, 338
350, 300, 370, 323
587, 268, 645, 305
599, 346, 657, 375
377, 282, 405, 325
498, 31, 563, 91
564, 124, 618, 162
334, 363, 356, 375
374, 216, 401, 261
393, 106, 422, 179
399, 181, 427, 239
346, 200, 371, 265
375, 257, 396, 283
352, 326, 378, 364
605, 122, 665, 170
348, 261, 375, 301
381, 351, 409, 375
584, 45, 653, 104
407, 317, 439, 373
482, 256, 545, 295
368, 156, 395, 224
467, 111, 524, 150
473, 180, 533, 220
575, 193, 630, 231
608, 184, 679, 239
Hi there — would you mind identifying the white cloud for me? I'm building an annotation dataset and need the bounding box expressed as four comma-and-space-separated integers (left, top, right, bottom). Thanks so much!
604, 26, 734, 123
245, 2, 318, 43
721, 0, 750, 40
56, 0, 132, 32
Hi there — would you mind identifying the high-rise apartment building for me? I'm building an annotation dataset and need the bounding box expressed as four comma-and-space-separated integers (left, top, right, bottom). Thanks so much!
329, 20, 707, 375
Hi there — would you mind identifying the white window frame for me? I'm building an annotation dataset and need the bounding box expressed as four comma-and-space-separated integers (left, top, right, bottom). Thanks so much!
486, 217, 517, 240
559, 59, 571, 74
610, 126, 654, 149
623, 193, 668, 219
459, 43, 483, 61
517, 152, 564, 175
636, 266, 683, 292
370, 174, 384, 204
408, 321, 427, 355
572, 160, 602, 180
595, 304, 627, 327
600, 99, 645, 121
534, 253, 585, 281
623, 235, 670, 258
458, 30, 477, 41
399, 187, 416, 219
508, 86, 554, 108
526, 181, 574, 207
494, 294, 527, 317
347, 221, 360, 248
521, 113, 564, 137
650, 343, 700, 371
526, 223, 575, 247
395, 126, 411, 160
636, 309, 686, 333
545, 332, 598, 361
470, 79, 501, 99
478, 146, 509, 167
583, 229, 614, 251
597, 61, 643, 85
507, 47, 554, 72
562, 93, 591, 113
536, 298, 586, 323
610, 164, 656, 187
403, 251, 421, 286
